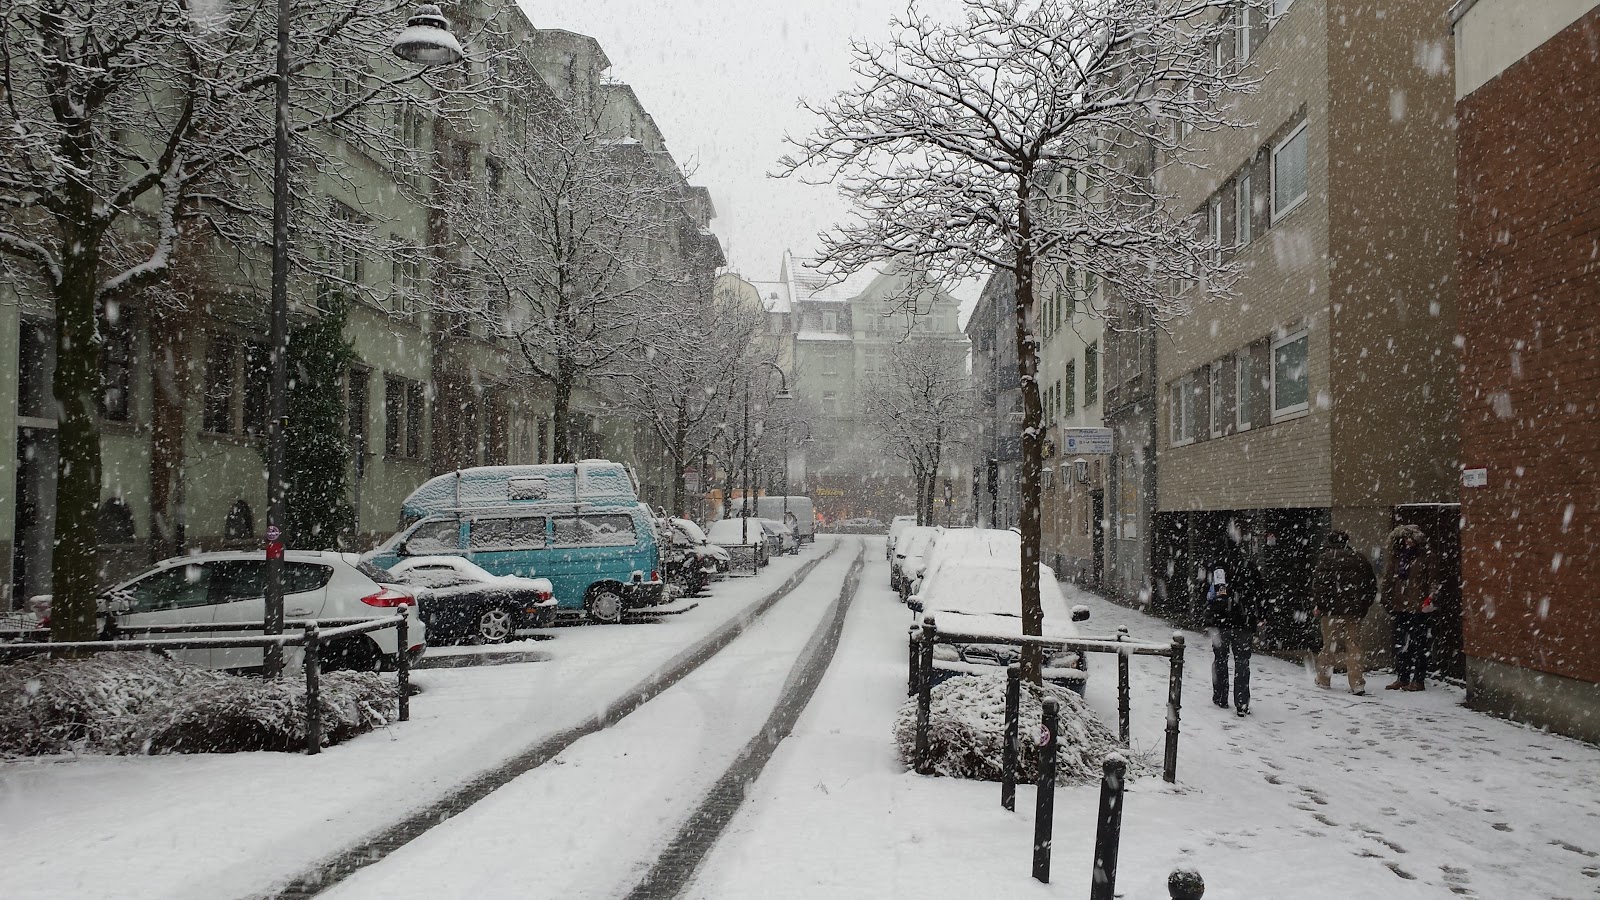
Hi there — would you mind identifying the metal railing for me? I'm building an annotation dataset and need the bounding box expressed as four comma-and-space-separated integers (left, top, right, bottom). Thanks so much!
906, 614, 1186, 783
1, 611, 414, 755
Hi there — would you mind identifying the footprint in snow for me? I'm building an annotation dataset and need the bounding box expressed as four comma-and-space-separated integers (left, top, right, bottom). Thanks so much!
1385, 862, 1416, 880
1551, 839, 1599, 858
1490, 822, 1513, 832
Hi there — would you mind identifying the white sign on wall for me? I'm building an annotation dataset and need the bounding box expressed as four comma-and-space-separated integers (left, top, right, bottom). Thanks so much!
1061, 427, 1114, 455
1462, 467, 1488, 488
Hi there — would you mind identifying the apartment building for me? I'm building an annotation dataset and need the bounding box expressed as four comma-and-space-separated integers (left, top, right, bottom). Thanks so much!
1153, 0, 1460, 641
0, 4, 720, 605
1453, 0, 1600, 742
967, 272, 1022, 529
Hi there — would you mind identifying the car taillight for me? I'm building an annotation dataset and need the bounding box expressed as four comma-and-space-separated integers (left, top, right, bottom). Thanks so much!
360, 587, 413, 608
651, 570, 659, 583
535, 589, 552, 602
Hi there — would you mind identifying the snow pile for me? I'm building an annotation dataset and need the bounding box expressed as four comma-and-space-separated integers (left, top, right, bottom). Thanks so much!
893, 671, 1147, 785
0, 653, 395, 757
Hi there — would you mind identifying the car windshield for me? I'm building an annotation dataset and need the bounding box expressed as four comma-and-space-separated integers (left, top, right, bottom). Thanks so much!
7, 4, 1582, 898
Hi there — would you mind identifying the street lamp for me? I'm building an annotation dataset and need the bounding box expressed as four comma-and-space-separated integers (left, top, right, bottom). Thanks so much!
262, 5, 463, 678
781, 421, 813, 535
741, 362, 793, 547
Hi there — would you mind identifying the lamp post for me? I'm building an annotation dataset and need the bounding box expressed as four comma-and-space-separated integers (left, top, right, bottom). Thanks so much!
262, 5, 463, 679
781, 421, 813, 533
740, 362, 793, 547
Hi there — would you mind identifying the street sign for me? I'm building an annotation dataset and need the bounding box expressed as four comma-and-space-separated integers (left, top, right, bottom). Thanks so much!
1062, 427, 1113, 455
1462, 467, 1488, 488
1036, 724, 1053, 747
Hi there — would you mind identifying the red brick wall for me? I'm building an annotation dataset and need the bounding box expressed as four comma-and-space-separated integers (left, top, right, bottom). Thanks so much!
1457, 8, 1600, 684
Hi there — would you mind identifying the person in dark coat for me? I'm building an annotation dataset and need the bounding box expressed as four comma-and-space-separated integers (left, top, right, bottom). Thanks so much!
1310, 530, 1377, 695
1382, 524, 1443, 691
1207, 538, 1265, 716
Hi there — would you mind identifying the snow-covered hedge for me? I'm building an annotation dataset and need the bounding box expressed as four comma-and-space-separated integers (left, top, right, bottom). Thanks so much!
894, 671, 1146, 785
0, 652, 396, 757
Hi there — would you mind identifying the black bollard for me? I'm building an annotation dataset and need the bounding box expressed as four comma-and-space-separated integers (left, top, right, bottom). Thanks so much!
1089, 755, 1127, 900
303, 622, 322, 756
914, 616, 936, 774
1168, 866, 1205, 899
1032, 696, 1059, 883
1002, 665, 1021, 811
908, 628, 920, 697
1116, 625, 1131, 745
1163, 634, 1186, 783
396, 606, 411, 723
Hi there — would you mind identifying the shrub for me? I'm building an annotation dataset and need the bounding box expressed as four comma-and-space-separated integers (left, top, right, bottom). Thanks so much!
893, 671, 1146, 785
0, 652, 396, 757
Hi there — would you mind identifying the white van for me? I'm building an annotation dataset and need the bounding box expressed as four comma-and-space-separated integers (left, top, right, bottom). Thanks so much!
729, 496, 816, 543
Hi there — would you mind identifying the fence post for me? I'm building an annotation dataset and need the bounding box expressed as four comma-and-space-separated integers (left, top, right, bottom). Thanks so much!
304, 622, 322, 756
1032, 696, 1059, 883
1002, 664, 1020, 811
1163, 634, 1186, 783
914, 615, 936, 775
1168, 867, 1205, 899
1116, 625, 1131, 745
908, 627, 920, 697
396, 607, 411, 723
1089, 754, 1127, 900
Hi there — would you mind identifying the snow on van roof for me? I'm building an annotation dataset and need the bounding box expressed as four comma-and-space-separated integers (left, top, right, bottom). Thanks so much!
402, 463, 638, 516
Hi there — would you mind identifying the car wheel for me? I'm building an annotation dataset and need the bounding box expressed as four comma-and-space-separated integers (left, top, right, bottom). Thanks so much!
586, 585, 625, 625
324, 636, 382, 673
475, 606, 514, 644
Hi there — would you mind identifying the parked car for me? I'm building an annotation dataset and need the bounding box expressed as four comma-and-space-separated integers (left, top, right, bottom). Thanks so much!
368, 501, 666, 625
90, 551, 426, 672
729, 496, 817, 543
885, 515, 918, 560
891, 526, 942, 596
907, 534, 1091, 693
385, 556, 556, 645
761, 518, 799, 555
661, 517, 727, 594
705, 517, 773, 568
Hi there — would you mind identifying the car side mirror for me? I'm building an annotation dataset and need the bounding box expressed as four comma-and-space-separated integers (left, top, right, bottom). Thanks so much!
1071, 605, 1091, 622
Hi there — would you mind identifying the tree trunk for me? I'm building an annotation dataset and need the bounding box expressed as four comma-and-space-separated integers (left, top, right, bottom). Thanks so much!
50, 228, 105, 644
551, 366, 575, 464
1013, 181, 1044, 684
670, 408, 689, 517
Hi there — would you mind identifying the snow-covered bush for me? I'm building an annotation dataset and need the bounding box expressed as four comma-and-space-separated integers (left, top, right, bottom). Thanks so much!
893, 671, 1146, 785
0, 652, 396, 757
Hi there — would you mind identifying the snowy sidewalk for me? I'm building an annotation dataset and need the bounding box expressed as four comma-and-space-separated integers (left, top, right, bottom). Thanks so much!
687, 562, 1600, 899
0, 540, 843, 900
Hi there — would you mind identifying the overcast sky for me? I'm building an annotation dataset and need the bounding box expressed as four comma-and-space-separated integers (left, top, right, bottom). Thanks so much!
516, 0, 971, 287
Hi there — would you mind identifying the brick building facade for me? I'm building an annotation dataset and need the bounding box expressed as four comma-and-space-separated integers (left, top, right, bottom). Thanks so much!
1454, 0, 1600, 742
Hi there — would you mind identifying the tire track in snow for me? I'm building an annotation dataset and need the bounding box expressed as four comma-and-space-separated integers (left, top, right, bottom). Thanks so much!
621, 541, 867, 900
267, 542, 844, 900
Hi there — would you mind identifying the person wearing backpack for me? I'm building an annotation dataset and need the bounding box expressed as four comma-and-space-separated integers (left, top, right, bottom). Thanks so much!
1207, 536, 1265, 717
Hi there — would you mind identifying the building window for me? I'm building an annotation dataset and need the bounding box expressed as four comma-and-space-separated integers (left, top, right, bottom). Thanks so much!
392, 242, 425, 315
1084, 341, 1098, 407
1272, 121, 1309, 221
1273, 0, 1296, 17
385, 376, 425, 458
99, 313, 134, 422
1210, 362, 1226, 439
97, 498, 136, 544
1210, 197, 1224, 265
329, 201, 367, 288
1236, 2, 1253, 64
822, 391, 838, 416
203, 336, 269, 437
347, 367, 370, 456
1236, 172, 1252, 247
1170, 374, 1196, 446
822, 311, 837, 332
1235, 349, 1254, 431
1065, 360, 1077, 417
224, 500, 256, 540
1271, 331, 1310, 419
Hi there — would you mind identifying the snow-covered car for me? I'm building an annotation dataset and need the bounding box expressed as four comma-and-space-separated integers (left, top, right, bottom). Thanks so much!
761, 518, 799, 554
705, 517, 772, 568
89, 551, 425, 672
385, 556, 557, 645
885, 515, 918, 560
908, 552, 1091, 693
670, 518, 730, 572
891, 525, 942, 596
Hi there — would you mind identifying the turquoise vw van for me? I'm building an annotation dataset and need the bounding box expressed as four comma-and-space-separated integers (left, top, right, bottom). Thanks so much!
368, 464, 665, 624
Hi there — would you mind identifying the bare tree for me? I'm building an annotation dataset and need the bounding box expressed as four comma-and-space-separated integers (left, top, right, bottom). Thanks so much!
780, 0, 1253, 680
0, 0, 506, 640
614, 281, 770, 516
862, 337, 973, 526
438, 86, 696, 463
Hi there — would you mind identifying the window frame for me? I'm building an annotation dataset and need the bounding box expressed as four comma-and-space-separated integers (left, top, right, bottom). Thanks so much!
1236, 2, 1254, 64
1236, 171, 1253, 247
1234, 349, 1254, 432
1270, 330, 1311, 421
1210, 362, 1226, 439
1271, 120, 1310, 223
1084, 341, 1099, 407
1169, 374, 1196, 447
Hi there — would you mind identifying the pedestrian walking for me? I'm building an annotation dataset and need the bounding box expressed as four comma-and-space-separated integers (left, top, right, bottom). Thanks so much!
1309, 530, 1377, 695
1382, 524, 1442, 692
1207, 536, 1265, 717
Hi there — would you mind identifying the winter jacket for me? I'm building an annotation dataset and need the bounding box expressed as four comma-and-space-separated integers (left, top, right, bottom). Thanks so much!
1382, 524, 1442, 615
1205, 546, 1264, 630
1310, 545, 1377, 619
